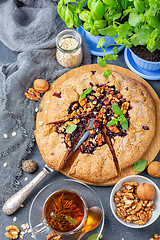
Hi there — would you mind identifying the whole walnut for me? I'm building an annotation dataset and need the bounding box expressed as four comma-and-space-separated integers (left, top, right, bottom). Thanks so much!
137, 183, 156, 201
34, 79, 49, 93
147, 161, 160, 178
22, 160, 38, 173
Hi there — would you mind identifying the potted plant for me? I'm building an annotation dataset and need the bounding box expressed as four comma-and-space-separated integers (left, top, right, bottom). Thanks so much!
57, 0, 133, 56
96, 0, 160, 79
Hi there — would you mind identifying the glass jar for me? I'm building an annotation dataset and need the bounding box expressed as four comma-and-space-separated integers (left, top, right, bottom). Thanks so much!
56, 29, 83, 68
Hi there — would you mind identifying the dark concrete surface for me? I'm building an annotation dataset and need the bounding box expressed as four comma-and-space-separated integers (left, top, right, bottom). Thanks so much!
0, 41, 160, 240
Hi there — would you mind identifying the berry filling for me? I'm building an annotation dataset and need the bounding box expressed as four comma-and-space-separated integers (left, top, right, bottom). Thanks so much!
80, 128, 105, 154
54, 82, 131, 154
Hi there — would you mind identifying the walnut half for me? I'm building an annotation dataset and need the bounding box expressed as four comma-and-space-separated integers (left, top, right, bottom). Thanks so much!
5, 225, 20, 239
25, 88, 40, 101
46, 232, 62, 240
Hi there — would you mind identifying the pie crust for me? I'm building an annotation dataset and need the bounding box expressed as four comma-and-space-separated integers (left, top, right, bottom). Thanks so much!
35, 70, 156, 183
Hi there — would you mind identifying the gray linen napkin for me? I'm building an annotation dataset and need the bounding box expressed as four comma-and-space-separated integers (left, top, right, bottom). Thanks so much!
0, 0, 91, 205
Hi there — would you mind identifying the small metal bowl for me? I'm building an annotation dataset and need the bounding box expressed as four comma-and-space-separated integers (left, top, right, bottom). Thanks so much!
110, 175, 160, 228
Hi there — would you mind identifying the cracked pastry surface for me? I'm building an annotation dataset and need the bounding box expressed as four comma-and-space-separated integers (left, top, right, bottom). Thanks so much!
35, 70, 156, 183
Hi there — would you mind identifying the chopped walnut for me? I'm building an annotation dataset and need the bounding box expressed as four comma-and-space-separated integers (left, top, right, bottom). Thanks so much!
114, 181, 155, 225
96, 133, 105, 146
79, 98, 87, 106
46, 232, 62, 240
150, 234, 160, 240
5, 225, 20, 239
108, 125, 120, 133
116, 93, 122, 99
25, 88, 40, 101
121, 102, 130, 114
77, 107, 83, 115
71, 102, 79, 110
64, 134, 71, 147
70, 110, 77, 118
73, 118, 80, 124
52, 126, 57, 132
89, 95, 95, 100
58, 123, 67, 133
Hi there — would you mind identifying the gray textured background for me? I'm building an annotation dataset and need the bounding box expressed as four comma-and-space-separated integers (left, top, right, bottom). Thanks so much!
0, 41, 160, 240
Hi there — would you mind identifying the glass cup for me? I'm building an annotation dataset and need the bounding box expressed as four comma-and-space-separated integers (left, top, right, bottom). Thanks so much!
29, 179, 104, 240
33, 189, 88, 236
56, 29, 83, 68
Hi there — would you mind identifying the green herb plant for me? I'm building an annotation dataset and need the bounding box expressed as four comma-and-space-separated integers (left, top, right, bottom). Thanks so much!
107, 104, 128, 131
57, 0, 134, 36
133, 159, 147, 172
113, 0, 160, 52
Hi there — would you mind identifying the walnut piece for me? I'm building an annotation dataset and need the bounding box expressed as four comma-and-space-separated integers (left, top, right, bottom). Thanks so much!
121, 102, 130, 114
25, 88, 40, 101
114, 181, 155, 225
64, 134, 71, 147
150, 234, 160, 240
46, 232, 62, 240
5, 225, 20, 239
96, 133, 105, 146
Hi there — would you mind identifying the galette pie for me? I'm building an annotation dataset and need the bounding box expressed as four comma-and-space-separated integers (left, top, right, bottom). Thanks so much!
35, 70, 155, 183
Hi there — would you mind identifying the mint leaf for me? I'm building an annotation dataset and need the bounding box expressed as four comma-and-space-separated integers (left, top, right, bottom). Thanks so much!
121, 116, 128, 130
79, 10, 91, 21
94, 20, 107, 29
133, 159, 147, 172
107, 118, 118, 126
103, 69, 112, 79
148, 16, 160, 29
112, 104, 123, 116
104, 54, 114, 61
129, 12, 144, 27
98, 25, 117, 37
64, 0, 77, 3
80, 93, 86, 100
97, 37, 105, 48
66, 124, 77, 134
103, 0, 117, 7
73, 13, 81, 28
113, 46, 119, 54
57, 5, 67, 22
65, 6, 74, 28
134, 0, 145, 14
80, 87, 93, 100
118, 115, 125, 122
87, 233, 99, 240
84, 87, 93, 95
113, 54, 118, 60
97, 57, 107, 68
66, 215, 78, 225
90, 0, 105, 20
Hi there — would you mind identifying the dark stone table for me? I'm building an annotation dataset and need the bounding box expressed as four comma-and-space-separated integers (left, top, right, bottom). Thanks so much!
0, 40, 160, 240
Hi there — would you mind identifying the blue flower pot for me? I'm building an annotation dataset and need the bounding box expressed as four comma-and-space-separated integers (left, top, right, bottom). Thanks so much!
77, 26, 123, 56
129, 49, 160, 71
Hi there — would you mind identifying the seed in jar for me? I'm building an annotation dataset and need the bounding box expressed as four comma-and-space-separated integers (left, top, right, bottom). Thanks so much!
56, 36, 83, 68
59, 37, 78, 50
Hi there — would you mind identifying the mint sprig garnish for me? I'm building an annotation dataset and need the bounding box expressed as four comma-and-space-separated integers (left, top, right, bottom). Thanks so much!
134, 159, 147, 172
107, 104, 129, 131
66, 124, 77, 134
87, 233, 99, 240
80, 87, 93, 100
